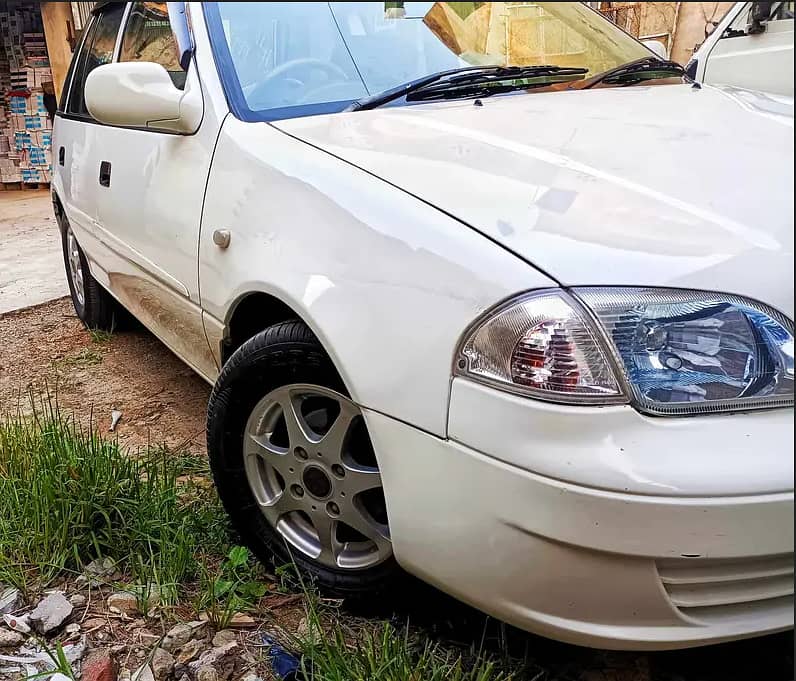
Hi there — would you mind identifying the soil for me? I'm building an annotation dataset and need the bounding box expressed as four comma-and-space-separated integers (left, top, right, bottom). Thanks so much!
0, 297, 210, 455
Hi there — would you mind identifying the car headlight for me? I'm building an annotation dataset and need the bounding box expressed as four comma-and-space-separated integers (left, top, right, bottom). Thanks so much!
455, 288, 794, 415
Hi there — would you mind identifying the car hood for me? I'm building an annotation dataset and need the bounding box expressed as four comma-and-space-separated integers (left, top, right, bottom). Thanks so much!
274, 83, 794, 317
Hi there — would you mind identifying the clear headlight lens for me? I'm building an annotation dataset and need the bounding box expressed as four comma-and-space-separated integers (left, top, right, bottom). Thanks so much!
455, 288, 794, 415
575, 288, 794, 415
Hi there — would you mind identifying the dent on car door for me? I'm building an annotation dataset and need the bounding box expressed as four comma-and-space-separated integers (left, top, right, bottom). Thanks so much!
90, 1, 219, 381
704, 1, 795, 95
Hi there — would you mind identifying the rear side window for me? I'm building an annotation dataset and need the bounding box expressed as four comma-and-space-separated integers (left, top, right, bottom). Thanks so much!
65, 5, 126, 118
120, 2, 186, 89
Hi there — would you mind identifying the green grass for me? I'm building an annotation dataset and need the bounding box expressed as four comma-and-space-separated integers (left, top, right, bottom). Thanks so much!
88, 328, 114, 344
297, 621, 518, 681
0, 397, 227, 597
53, 348, 103, 370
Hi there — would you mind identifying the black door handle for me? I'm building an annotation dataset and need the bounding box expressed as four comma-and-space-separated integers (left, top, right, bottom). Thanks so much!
99, 161, 111, 187
58, 146, 65, 166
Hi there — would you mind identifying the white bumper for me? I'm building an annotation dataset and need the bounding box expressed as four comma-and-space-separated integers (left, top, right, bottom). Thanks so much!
366, 380, 794, 650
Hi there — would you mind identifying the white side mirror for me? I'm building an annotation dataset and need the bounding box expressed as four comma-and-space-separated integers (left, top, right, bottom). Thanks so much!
85, 62, 201, 134
642, 40, 668, 60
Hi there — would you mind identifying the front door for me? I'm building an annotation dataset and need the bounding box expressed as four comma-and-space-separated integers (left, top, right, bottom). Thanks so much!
89, 2, 220, 380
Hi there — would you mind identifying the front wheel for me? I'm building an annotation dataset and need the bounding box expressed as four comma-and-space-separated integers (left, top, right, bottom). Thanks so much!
207, 321, 401, 597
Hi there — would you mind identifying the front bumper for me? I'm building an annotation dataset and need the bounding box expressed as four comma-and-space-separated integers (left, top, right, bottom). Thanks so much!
365, 381, 794, 650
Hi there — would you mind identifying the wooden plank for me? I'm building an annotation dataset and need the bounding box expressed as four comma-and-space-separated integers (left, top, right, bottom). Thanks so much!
40, 2, 76, 101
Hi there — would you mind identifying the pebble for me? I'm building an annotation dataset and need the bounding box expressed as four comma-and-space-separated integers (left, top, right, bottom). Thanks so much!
2, 613, 31, 633
211, 630, 237, 648
69, 594, 87, 607
107, 591, 139, 617
152, 647, 175, 681
196, 666, 219, 681
161, 623, 192, 652
0, 629, 24, 648
65, 623, 81, 635
175, 639, 205, 665
29, 591, 73, 634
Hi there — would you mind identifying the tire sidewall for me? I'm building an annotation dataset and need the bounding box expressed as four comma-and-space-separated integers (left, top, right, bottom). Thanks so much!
207, 326, 400, 597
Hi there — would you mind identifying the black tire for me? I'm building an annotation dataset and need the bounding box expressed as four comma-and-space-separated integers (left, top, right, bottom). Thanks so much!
207, 320, 403, 598
60, 219, 118, 331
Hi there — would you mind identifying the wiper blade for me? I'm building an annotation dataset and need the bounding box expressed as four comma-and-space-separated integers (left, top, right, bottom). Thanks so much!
583, 57, 685, 88
346, 65, 588, 111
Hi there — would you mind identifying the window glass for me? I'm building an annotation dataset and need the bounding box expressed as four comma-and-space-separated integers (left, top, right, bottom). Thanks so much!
121, 2, 186, 89
210, 2, 650, 119
66, 5, 125, 117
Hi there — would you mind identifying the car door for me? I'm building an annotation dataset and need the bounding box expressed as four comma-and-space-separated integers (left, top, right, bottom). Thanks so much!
54, 4, 126, 262
89, 2, 220, 381
703, 1, 794, 96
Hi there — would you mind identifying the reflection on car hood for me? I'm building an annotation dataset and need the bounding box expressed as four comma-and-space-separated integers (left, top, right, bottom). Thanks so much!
274, 84, 794, 317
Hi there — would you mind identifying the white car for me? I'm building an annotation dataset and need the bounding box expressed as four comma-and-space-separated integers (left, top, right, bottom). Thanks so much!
686, 1, 794, 95
52, 1, 794, 650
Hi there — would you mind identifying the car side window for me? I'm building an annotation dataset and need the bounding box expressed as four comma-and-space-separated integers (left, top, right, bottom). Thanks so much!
65, 5, 126, 118
120, 2, 186, 90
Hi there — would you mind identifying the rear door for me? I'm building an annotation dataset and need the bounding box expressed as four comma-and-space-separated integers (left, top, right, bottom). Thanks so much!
704, 1, 794, 95
89, 2, 220, 381
53, 4, 126, 256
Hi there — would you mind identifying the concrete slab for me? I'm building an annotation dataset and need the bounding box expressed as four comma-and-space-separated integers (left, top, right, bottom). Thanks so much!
0, 189, 68, 314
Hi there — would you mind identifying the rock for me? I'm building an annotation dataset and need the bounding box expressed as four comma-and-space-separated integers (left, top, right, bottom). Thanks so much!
119, 670, 132, 681
65, 623, 81, 636
0, 629, 24, 648
29, 591, 73, 634
107, 592, 139, 617
175, 639, 204, 665
161, 624, 192, 653
195, 667, 219, 681
81, 649, 118, 681
134, 665, 155, 681
152, 648, 175, 681
211, 630, 236, 648
69, 594, 87, 608
0, 587, 21, 615
86, 558, 116, 578
186, 621, 209, 639
226, 614, 256, 628
190, 643, 240, 681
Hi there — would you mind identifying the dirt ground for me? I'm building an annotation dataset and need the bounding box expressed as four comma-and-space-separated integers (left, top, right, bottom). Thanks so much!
0, 190, 69, 314
0, 296, 210, 454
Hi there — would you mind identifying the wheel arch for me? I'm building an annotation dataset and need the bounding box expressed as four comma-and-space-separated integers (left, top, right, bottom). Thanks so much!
221, 290, 355, 402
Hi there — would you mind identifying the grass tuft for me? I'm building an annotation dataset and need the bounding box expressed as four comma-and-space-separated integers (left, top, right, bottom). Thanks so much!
0, 396, 227, 596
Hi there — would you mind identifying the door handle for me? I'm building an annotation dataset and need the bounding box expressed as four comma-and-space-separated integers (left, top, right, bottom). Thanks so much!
58, 146, 65, 166
99, 161, 111, 187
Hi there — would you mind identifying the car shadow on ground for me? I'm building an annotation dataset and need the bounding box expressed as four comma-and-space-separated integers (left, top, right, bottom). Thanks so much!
347, 580, 794, 681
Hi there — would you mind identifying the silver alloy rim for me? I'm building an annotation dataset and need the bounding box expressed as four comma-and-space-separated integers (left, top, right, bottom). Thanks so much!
244, 384, 392, 570
66, 227, 85, 307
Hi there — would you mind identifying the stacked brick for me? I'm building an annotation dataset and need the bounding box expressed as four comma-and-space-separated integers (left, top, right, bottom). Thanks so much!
1, 0, 53, 185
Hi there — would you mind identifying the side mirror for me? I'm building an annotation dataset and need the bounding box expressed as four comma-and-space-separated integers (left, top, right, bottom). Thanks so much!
85, 62, 201, 134
642, 39, 668, 60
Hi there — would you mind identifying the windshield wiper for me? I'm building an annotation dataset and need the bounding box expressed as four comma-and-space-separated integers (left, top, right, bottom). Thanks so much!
583, 57, 685, 88
346, 65, 588, 111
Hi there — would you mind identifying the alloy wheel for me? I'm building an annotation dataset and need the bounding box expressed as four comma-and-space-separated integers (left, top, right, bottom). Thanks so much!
243, 384, 392, 570
66, 227, 85, 307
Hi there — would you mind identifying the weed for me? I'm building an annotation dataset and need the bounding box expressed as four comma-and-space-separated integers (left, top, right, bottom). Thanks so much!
0, 397, 225, 597
196, 546, 268, 629
53, 348, 103, 370
89, 328, 114, 344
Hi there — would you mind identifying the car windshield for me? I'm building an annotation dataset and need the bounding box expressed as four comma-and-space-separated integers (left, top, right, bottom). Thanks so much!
204, 2, 652, 121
